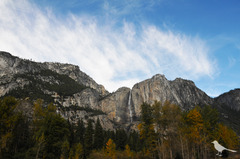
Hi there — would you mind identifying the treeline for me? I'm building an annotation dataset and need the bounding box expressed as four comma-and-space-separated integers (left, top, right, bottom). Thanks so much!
0, 97, 239, 159
0, 97, 140, 159
138, 101, 240, 159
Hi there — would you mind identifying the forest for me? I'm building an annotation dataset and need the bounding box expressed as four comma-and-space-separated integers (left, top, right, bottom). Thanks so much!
0, 96, 239, 159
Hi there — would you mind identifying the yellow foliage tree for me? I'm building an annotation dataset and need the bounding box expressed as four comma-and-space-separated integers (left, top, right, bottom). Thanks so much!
125, 144, 133, 158
216, 123, 239, 149
105, 138, 116, 159
74, 143, 84, 159
185, 107, 204, 144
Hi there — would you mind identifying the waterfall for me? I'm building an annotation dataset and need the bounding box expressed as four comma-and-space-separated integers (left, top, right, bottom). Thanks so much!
128, 90, 133, 123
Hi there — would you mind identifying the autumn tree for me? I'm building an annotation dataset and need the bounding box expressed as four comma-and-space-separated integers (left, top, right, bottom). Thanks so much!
215, 123, 239, 150
105, 138, 116, 159
74, 143, 84, 159
125, 144, 133, 158
183, 107, 204, 158
152, 101, 182, 159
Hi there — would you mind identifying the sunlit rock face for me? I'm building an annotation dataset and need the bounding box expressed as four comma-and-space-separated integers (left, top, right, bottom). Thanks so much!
44, 62, 108, 96
1, 51, 239, 132
131, 74, 213, 117
99, 87, 131, 123
0, 51, 108, 97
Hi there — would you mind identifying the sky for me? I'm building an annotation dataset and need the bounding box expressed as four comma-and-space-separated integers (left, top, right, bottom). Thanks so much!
0, 0, 240, 97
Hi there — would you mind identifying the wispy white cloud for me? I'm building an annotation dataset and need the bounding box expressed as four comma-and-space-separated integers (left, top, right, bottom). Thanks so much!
0, 0, 216, 92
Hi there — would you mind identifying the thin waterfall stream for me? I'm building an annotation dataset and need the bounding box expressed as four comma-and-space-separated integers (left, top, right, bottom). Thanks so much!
128, 90, 133, 123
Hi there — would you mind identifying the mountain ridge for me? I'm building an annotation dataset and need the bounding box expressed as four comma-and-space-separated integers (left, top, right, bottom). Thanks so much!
1, 51, 239, 133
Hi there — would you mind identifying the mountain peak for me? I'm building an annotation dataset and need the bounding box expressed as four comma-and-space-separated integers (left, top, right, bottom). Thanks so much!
1, 52, 239, 133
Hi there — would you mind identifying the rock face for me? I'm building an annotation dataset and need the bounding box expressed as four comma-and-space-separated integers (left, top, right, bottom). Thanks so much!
215, 89, 240, 111
0, 51, 108, 97
0, 51, 113, 129
99, 87, 131, 124
1, 51, 240, 132
131, 74, 213, 117
44, 62, 108, 96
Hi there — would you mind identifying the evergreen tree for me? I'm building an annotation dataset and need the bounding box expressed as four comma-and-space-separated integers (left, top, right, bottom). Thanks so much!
0, 97, 19, 158
10, 114, 33, 159
128, 130, 141, 152
75, 119, 85, 146
138, 102, 157, 158
115, 129, 128, 150
93, 118, 104, 150
60, 140, 70, 159
43, 113, 70, 159
84, 119, 94, 157
33, 102, 70, 159
67, 120, 75, 146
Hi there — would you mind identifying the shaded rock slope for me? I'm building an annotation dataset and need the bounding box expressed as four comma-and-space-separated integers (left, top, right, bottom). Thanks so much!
0, 51, 239, 133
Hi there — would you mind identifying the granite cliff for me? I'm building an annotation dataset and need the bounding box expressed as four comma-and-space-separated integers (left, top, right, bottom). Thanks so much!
0, 51, 239, 133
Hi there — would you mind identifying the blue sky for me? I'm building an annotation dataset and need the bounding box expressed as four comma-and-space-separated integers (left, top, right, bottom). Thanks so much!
0, 0, 240, 97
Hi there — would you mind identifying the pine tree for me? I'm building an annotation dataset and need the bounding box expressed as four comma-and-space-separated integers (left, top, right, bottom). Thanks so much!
60, 140, 70, 159
0, 96, 19, 157
75, 119, 85, 146
138, 102, 157, 158
128, 130, 142, 152
115, 129, 128, 150
84, 119, 94, 157
93, 118, 104, 150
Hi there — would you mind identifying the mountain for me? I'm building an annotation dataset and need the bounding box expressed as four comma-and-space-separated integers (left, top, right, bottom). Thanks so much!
215, 89, 240, 111
213, 89, 240, 134
131, 74, 213, 117
0, 51, 239, 133
0, 51, 114, 129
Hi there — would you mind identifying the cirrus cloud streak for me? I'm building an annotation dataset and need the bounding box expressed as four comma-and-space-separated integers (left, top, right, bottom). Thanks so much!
0, 0, 216, 92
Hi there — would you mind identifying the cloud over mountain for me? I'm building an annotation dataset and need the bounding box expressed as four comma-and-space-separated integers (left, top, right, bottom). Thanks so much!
0, 0, 216, 92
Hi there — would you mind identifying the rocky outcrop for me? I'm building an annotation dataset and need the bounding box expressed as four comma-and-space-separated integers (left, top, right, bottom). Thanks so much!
214, 89, 240, 111
62, 88, 100, 109
99, 87, 131, 124
170, 78, 213, 108
0, 51, 108, 97
44, 62, 108, 96
0, 51, 43, 76
59, 109, 114, 130
132, 74, 213, 117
